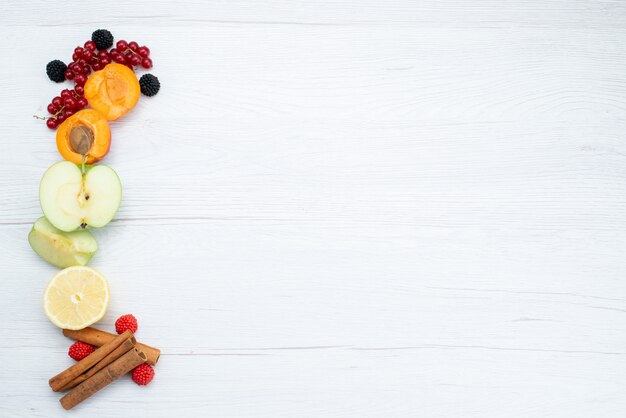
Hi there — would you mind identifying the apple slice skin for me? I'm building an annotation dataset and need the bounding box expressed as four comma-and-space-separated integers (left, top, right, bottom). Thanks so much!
28, 217, 98, 268
39, 161, 122, 232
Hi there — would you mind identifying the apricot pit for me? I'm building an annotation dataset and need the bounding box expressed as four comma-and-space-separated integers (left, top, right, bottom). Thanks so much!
56, 109, 111, 164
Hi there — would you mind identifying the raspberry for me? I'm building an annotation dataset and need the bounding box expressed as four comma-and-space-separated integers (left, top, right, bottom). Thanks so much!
132, 363, 154, 386
115, 314, 138, 334
68, 341, 95, 361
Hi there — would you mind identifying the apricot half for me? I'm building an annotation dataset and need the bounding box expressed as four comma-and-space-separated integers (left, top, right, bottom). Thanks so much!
56, 109, 111, 164
84, 63, 140, 120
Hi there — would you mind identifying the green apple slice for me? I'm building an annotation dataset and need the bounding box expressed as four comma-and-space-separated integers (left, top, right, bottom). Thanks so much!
39, 161, 122, 232
28, 216, 98, 268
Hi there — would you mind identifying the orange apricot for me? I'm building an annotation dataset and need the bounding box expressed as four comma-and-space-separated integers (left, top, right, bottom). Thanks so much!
84, 63, 140, 120
56, 109, 111, 164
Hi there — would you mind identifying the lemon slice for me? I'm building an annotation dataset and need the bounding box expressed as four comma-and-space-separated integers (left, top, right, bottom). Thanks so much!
43, 266, 110, 330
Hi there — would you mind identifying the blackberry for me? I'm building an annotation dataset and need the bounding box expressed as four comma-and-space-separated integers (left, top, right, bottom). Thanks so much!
46, 60, 67, 82
91, 29, 114, 50
139, 74, 160, 97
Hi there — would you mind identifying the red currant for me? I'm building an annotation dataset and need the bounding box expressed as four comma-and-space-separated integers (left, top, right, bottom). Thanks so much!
64, 109, 75, 118
98, 50, 109, 58
141, 58, 153, 69
75, 86, 85, 95
77, 97, 88, 109
112, 54, 126, 64
137, 46, 150, 57
57, 113, 66, 123
64, 69, 75, 80
46, 118, 58, 129
72, 53, 79, 61
47, 104, 57, 114
84, 41, 97, 51
52, 96, 63, 107
116, 40, 128, 50
129, 55, 141, 66
92, 62, 103, 71
74, 47, 84, 58
83, 50, 94, 61
61, 89, 72, 99
78, 58, 87, 66
71, 63, 82, 74
82, 66, 91, 75
74, 74, 87, 86
128, 41, 139, 51
63, 97, 77, 110
109, 48, 118, 55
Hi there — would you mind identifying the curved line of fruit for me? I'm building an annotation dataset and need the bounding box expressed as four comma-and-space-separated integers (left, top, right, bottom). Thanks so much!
30, 30, 163, 398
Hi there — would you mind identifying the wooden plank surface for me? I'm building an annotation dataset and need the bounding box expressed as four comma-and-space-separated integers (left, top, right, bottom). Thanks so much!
1, 0, 625, 416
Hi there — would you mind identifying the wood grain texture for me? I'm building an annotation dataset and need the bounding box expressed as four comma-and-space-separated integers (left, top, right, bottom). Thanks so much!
1, 0, 626, 416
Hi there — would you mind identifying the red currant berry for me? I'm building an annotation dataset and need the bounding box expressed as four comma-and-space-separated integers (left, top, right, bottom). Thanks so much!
109, 48, 118, 55
77, 97, 88, 109
100, 57, 111, 66
74, 74, 87, 86
71, 63, 82, 74
64, 109, 74, 118
113, 54, 126, 64
74, 47, 84, 58
46, 118, 58, 129
82, 66, 91, 75
83, 50, 94, 61
47, 103, 57, 114
78, 58, 87, 66
128, 41, 139, 51
84, 40, 96, 51
92, 62, 103, 71
57, 113, 66, 123
52, 96, 63, 107
98, 50, 109, 58
141, 58, 153, 69
116, 40, 128, 50
129, 55, 141, 66
72, 52, 79, 61
75, 86, 85, 95
64, 69, 75, 80
63, 97, 77, 110
61, 89, 72, 99
137, 46, 150, 57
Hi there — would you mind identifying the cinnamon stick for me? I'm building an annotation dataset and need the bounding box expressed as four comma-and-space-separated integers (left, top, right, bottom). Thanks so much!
60, 348, 147, 410
49, 330, 133, 392
59, 336, 136, 392
63, 327, 160, 365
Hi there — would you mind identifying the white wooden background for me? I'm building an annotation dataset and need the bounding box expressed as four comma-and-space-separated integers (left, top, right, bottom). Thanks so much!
1, 0, 625, 416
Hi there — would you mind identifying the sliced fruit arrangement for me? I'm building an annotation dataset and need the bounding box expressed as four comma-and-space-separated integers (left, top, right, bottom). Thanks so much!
43, 266, 110, 330
40, 161, 122, 232
29, 217, 98, 268
56, 109, 111, 164
33, 30, 160, 408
